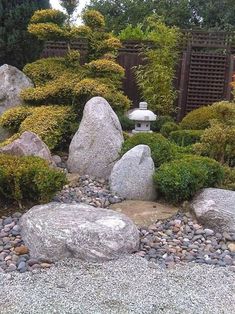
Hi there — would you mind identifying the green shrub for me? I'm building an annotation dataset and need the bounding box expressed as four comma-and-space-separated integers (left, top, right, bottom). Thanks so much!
154, 156, 224, 203
119, 24, 148, 41
118, 115, 135, 131
121, 133, 174, 167
0, 107, 33, 132
0, 154, 66, 205
169, 130, 203, 146
151, 115, 174, 132
160, 122, 179, 138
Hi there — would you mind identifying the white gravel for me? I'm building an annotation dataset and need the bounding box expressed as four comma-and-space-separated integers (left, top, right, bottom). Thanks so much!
0, 256, 234, 314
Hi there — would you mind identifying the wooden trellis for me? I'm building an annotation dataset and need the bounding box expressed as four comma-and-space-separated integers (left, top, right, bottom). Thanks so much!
41, 31, 235, 119
177, 31, 235, 120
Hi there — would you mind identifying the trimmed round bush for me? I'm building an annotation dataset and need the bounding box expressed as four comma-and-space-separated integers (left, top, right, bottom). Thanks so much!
160, 122, 180, 138
169, 130, 203, 146
180, 106, 216, 130
121, 133, 174, 167
30, 9, 67, 26
151, 115, 174, 132
180, 101, 235, 130
154, 156, 224, 203
82, 10, 105, 30
0, 154, 66, 205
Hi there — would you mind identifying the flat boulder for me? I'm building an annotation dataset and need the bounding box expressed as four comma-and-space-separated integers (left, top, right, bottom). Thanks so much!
0, 64, 33, 114
110, 145, 157, 201
110, 200, 179, 226
20, 202, 139, 262
67, 97, 124, 179
0, 131, 55, 165
191, 188, 235, 233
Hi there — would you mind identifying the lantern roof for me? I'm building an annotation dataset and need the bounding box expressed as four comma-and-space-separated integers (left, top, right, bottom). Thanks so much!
128, 102, 157, 121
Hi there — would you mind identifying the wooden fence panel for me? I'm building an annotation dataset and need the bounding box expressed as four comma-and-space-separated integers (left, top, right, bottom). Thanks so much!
41, 32, 235, 118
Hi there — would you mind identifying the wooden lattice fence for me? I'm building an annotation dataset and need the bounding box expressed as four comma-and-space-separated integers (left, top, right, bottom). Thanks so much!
41, 31, 235, 119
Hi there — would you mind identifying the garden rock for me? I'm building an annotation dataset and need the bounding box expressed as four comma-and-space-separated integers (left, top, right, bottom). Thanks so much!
0, 64, 33, 115
110, 145, 157, 201
0, 131, 55, 165
191, 188, 235, 233
67, 97, 124, 179
20, 202, 139, 262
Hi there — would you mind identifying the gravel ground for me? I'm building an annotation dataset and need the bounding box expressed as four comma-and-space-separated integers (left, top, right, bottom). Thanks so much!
0, 256, 234, 314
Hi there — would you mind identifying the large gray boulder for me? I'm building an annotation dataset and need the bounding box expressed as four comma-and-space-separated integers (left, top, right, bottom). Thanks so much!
0, 131, 55, 165
67, 97, 124, 179
20, 203, 139, 262
0, 64, 33, 114
191, 188, 235, 233
110, 145, 157, 201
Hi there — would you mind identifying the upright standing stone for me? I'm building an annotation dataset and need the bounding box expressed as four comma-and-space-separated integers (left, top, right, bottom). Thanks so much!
67, 97, 124, 179
0, 64, 33, 115
110, 145, 157, 201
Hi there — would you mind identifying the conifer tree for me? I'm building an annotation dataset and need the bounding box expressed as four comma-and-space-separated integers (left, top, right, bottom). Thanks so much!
0, 0, 50, 69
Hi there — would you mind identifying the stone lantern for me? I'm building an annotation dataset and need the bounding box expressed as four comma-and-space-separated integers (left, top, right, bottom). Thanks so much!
128, 102, 156, 133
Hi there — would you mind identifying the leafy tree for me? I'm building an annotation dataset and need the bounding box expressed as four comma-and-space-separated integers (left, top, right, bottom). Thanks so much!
0, 0, 50, 69
86, 0, 235, 32
86, 0, 156, 34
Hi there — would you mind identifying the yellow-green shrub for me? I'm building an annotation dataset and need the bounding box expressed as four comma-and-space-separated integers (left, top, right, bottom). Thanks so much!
82, 10, 105, 30
180, 106, 216, 130
0, 154, 66, 205
219, 166, 235, 191
0, 133, 21, 148
23, 58, 67, 86
21, 73, 82, 105
0, 107, 33, 132
74, 78, 130, 114
86, 59, 125, 88
19, 106, 77, 150
193, 120, 235, 166
30, 9, 67, 26
180, 101, 235, 130
28, 23, 66, 41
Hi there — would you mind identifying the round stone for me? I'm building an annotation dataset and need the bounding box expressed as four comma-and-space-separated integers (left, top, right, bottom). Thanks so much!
20, 203, 139, 262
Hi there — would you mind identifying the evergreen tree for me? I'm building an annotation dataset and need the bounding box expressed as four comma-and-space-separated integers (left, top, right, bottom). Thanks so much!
0, 0, 50, 69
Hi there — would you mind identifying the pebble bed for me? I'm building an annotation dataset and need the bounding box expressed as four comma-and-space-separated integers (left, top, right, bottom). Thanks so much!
137, 212, 235, 270
53, 174, 123, 207
0, 175, 235, 273
0, 213, 53, 273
